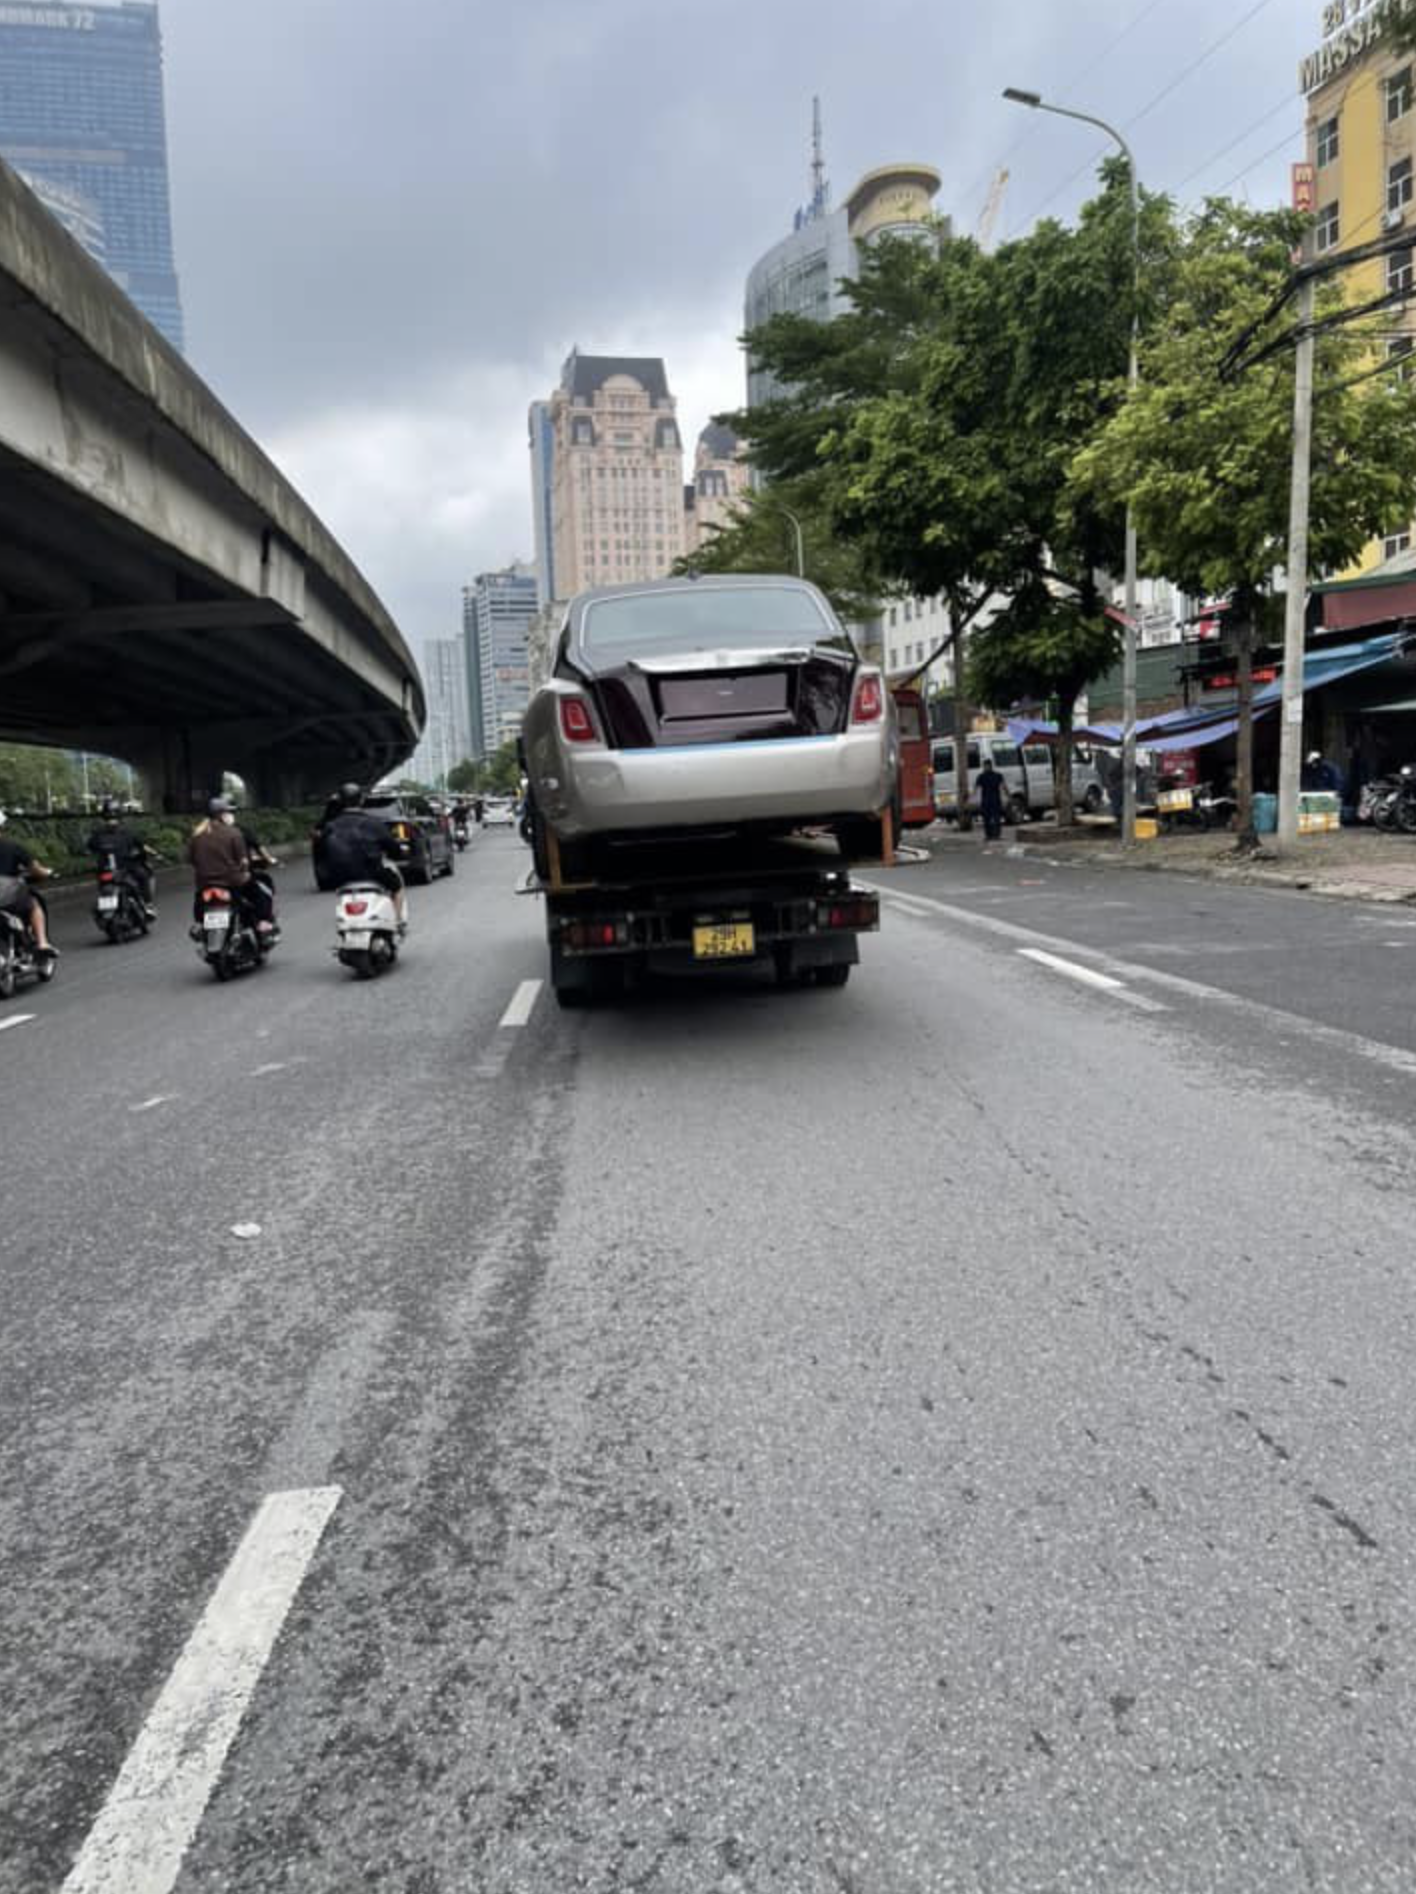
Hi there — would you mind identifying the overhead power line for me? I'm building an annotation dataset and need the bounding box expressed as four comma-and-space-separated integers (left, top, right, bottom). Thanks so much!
1173, 92, 1300, 194
1004, 0, 1284, 238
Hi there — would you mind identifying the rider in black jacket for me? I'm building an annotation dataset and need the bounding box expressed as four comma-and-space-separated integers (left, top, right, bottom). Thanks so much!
86, 798, 157, 918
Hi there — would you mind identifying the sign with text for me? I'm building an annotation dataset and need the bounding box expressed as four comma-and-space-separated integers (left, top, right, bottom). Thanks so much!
1302, 0, 1395, 92
1292, 162, 1317, 214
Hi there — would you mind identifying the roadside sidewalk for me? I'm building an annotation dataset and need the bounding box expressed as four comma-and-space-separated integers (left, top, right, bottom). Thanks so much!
909, 820, 1416, 906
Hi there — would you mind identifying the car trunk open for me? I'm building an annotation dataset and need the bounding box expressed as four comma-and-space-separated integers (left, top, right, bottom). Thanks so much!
575, 646, 856, 749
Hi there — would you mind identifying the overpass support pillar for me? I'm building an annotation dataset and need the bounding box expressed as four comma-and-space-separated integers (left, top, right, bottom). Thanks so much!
131, 730, 228, 814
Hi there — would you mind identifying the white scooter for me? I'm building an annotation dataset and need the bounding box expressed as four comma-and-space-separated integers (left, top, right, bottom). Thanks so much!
334, 880, 405, 979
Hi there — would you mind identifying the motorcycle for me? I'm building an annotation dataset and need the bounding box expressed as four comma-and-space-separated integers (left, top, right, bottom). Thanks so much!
1156, 780, 1235, 834
334, 880, 404, 979
0, 899, 57, 1000
194, 864, 279, 981
452, 819, 471, 851
93, 851, 155, 944
1358, 776, 1401, 829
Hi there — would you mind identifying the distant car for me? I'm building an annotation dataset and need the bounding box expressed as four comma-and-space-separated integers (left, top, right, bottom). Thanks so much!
482, 798, 516, 827
520, 574, 899, 873
312, 793, 454, 889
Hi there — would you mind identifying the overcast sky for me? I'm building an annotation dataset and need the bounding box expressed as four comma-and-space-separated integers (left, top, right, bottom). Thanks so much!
160, 0, 1315, 657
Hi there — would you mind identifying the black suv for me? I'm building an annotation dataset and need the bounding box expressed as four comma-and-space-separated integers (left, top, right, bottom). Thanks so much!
313, 794, 455, 890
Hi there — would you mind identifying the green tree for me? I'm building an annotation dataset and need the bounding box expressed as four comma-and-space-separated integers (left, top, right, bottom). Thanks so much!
783, 168, 1168, 820
674, 476, 886, 624
0, 744, 77, 812
447, 758, 481, 794
1072, 197, 1416, 841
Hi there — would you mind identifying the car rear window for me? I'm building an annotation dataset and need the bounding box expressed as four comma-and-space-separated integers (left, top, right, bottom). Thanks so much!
580, 585, 845, 657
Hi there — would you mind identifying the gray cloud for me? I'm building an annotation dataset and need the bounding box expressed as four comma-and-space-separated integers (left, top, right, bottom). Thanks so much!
160, 0, 1313, 648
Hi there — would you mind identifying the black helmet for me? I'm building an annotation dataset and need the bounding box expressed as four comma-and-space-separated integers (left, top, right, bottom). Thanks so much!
99, 795, 119, 818
208, 795, 233, 816
338, 781, 363, 807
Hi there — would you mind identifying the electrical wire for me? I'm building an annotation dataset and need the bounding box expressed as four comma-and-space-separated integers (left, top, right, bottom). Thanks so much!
1173, 92, 1301, 194
959, 0, 1170, 211
1004, 0, 1284, 238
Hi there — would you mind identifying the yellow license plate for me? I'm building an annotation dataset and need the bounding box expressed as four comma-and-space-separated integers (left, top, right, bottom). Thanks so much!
692, 921, 756, 960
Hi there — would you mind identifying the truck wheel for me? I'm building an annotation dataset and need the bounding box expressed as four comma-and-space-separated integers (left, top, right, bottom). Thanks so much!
814, 963, 851, 989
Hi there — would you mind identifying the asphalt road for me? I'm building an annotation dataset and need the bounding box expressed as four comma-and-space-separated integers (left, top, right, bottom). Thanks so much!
5, 833, 1416, 1892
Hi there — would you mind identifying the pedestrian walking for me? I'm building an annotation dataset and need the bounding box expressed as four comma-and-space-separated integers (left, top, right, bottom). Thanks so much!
977, 759, 1006, 843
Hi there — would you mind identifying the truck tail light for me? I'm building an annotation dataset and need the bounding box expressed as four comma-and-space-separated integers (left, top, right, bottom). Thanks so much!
817, 897, 879, 931
850, 674, 884, 725
559, 696, 598, 744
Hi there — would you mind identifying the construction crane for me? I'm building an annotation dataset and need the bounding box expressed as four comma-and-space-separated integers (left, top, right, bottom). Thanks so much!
976, 168, 1009, 252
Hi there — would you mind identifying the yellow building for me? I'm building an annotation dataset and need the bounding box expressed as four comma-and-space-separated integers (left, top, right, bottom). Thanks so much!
1303, 0, 1416, 567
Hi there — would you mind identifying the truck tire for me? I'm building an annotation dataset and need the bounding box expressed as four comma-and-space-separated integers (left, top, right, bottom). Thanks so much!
815, 962, 851, 988
836, 816, 883, 863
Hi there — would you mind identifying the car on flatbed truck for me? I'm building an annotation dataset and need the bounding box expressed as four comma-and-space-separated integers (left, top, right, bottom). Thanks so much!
521, 574, 900, 884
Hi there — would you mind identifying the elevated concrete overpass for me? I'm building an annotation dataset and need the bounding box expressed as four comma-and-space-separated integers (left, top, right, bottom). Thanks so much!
0, 158, 423, 807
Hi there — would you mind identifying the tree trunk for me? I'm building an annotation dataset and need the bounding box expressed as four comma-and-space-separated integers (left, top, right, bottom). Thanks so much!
1056, 698, 1076, 827
1234, 608, 1257, 850
953, 681, 972, 831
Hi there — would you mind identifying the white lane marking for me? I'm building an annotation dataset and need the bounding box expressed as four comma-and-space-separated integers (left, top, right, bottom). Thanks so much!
1019, 947, 1123, 991
129, 1095, 176, 1114
1018, 947, 1168, 1013
249, 1062, 287, 1077
857, 880, 1416, 1073
0, 1013, 36, 1032
886, 897, 931, 919
499, 979, 543, 1029
62, 1486, 341, 1894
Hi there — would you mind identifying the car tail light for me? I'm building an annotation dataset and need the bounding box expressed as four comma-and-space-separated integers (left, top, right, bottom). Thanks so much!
559, 696, 598, 744
98, 870, 115, 883
850, 674, 884, 725
563, 919, 627, 951
202, 887, 232, 904
343, 898, 369, 916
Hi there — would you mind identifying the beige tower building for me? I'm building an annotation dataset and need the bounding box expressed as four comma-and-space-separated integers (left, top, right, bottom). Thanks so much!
684, 421, 752, 552
533, 351, 685, 599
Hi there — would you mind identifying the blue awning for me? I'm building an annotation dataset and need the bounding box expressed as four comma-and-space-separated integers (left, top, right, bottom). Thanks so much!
1011, 634, 1406, 754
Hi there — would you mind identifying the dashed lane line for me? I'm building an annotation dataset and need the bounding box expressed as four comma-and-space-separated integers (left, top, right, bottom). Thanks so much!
885, 896, 931, 920
129, 1095, 176, 1114
0, 1013, 37, 1032
61, 1486, 342, 1894
858, 879, 1416, 1076
499, 979, 543, 1029
1018, 947, 1168, 1013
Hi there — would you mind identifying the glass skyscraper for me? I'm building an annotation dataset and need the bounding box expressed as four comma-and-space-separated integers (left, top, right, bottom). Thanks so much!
0, 1, 185, 350
464, 564, 538, 760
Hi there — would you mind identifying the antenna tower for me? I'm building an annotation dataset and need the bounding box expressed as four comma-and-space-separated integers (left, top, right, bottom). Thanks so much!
810, 96, 830, 219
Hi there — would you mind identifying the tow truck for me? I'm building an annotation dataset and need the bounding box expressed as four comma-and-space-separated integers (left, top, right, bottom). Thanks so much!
529, 822, 888, 1008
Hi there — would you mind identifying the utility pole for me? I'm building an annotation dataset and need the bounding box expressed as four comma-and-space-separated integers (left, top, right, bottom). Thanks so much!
1277, 251, 1316, 849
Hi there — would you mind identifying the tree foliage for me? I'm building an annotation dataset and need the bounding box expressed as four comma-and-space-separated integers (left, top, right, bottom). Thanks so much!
674, 476, 886, 625
1072, 197, 1416, 832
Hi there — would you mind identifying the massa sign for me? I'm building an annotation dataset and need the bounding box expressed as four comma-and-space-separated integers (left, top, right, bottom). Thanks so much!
1301, 0, 1407, 93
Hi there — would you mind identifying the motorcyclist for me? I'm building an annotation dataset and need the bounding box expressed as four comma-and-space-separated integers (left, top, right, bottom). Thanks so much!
0, 810, 58, 957
318, 784, 407, 929
450, 796, 473, 838
187, 796, 253, 931
86, 796, 157, 918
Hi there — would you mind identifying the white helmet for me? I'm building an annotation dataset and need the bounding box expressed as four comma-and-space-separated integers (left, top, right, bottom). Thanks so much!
0, 809, 8, 828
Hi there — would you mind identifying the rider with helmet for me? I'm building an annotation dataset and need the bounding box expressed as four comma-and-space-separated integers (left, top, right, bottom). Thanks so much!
318, 783, 408, 930
86, 796, 157, 919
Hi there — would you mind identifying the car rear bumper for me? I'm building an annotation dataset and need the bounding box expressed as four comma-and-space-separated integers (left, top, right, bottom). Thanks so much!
541, 733, 893, 839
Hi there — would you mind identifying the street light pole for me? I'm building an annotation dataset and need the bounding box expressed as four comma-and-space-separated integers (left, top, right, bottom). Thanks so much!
1003, 89, 1141, 843
757, 500, 805, 578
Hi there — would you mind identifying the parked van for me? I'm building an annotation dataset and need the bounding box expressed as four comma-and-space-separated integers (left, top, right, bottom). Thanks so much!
931, 734, 1105, 822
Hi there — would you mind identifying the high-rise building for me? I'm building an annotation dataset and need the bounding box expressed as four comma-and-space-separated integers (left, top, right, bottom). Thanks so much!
684, 421, 752, 552
465, 563, 538, 757
1302, 0, 1415, 569
0, 0, 185, 351
530, 350, 685, 600
745, 152, 943, 407
528, 399, 557, 605
411, 637, 472, 787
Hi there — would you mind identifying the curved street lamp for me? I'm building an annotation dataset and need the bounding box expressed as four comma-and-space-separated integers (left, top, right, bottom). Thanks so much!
755, 499, 805, 578
1004, 87, 1141, 843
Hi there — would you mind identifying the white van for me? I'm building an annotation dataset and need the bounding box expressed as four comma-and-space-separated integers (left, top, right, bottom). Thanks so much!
931, 735, 1104, 821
